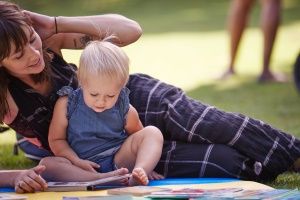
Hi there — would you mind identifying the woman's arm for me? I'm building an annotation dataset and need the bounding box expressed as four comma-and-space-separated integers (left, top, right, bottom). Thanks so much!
25, 11, 142, 51
48, 97, 99, 172
0, 165, 47, 193
55, 14, 142, 47
124, 104, 144, 134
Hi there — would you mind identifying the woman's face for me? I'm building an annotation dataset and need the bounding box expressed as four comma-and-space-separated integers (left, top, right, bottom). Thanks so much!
0, 26, 45, 79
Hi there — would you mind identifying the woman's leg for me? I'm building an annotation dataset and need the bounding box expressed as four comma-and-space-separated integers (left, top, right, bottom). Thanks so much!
127, 73, 300, 180
155, 141, 274, 181
39, 157, 129, 182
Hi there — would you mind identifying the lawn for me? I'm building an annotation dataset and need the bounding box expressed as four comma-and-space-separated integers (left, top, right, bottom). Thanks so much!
2, 0, 300, 189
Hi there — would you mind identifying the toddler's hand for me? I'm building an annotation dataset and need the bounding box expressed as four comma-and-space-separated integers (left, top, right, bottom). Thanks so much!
74, 159, 100, 173
148, 171, 164, 180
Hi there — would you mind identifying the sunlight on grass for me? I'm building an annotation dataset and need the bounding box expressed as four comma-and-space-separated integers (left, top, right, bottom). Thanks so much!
0, 130, 16, 145
64, 31, 228, 90
0, 131, 36, 169
213, 77, 252, 91
63, 21, 300, 92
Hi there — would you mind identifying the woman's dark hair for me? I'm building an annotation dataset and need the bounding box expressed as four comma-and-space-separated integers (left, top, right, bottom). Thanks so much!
0, 1, 51, 123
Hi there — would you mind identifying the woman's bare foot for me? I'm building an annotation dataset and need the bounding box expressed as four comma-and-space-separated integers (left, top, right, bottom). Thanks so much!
129, 168, 149, 186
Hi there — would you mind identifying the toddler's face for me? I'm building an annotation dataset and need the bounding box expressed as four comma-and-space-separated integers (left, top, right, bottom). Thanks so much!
81, 75, 122, 113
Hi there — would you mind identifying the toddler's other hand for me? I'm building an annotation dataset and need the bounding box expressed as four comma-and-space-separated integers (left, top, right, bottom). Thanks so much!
74, 159, 100, 173
148, 171, 164, 180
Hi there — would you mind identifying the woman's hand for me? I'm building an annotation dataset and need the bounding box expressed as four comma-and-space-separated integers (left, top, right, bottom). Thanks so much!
14, 165, 48, 193
74, 159, 100, 173
23, 10, 56, 40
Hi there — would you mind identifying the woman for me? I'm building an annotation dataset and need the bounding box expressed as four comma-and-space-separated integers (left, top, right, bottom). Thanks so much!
0, 0, 299, 193
0, 0, 133, 192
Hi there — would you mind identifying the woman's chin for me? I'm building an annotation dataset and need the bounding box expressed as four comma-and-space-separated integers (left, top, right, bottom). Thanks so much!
29, 63, 45, 74
29, 67, 44, 74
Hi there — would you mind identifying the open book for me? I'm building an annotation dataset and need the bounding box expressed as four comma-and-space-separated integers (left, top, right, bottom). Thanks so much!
46, 174, 130, 192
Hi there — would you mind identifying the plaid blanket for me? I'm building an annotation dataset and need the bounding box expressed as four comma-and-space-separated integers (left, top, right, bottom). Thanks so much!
127, 73, 300, 181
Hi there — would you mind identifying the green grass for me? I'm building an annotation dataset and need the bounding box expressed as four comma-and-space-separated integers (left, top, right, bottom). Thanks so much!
3, 0, 300, 189
0, 129, 36, 169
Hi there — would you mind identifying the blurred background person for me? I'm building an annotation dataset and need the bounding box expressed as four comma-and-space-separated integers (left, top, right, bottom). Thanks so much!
221, 0, 286, 83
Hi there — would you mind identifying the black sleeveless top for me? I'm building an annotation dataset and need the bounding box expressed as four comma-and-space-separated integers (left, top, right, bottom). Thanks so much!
8, 50, 78, 150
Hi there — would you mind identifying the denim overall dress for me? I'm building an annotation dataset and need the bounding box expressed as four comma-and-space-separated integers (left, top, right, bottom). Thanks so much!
57, 86, 130, 172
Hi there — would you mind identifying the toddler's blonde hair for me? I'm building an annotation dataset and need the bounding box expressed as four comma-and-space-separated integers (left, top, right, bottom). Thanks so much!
78, 36, 129, 87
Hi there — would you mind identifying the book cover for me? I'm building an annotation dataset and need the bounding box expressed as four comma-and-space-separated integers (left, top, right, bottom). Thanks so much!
46, 174, 130, 192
